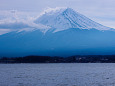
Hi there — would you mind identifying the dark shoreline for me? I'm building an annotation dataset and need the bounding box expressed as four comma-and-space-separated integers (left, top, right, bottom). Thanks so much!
0, 55, 115, 63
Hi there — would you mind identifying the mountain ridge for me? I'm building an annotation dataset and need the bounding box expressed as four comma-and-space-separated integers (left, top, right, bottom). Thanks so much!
0, 7, 115, 57
35, 7, 111, 32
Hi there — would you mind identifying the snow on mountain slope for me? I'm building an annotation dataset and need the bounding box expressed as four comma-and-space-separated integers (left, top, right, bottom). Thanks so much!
35, 7, 110, 32
0, 7, 111, 35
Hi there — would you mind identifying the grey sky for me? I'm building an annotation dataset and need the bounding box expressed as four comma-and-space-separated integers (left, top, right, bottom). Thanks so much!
0, 0, 115, 28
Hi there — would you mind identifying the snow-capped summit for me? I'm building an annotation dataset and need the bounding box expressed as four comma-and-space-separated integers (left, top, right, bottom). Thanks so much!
35, 7, 110, 32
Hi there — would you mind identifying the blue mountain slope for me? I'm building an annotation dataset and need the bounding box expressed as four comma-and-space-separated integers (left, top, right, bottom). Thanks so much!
0, 28, 115, 57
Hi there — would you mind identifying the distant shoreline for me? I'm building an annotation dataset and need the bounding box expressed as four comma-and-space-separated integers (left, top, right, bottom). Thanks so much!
0, 55, 115, 63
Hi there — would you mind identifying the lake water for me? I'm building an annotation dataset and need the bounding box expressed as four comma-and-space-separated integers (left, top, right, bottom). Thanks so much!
0, 63, 115, 86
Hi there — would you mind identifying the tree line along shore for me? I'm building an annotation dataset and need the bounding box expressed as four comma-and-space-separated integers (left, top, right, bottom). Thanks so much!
0, 55, 115, 63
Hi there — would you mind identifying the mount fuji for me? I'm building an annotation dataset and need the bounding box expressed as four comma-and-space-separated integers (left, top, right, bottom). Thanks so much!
35, 7, 110, 32
0, 7, 115, 57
